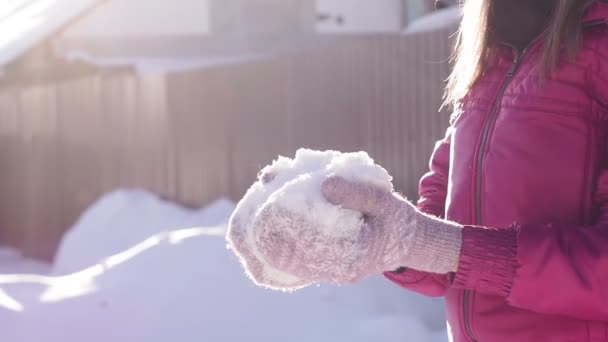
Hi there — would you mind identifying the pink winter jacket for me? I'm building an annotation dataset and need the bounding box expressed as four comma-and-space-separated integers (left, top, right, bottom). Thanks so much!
385, 2, 608, 341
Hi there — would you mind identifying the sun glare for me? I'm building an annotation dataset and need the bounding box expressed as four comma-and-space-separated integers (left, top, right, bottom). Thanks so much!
0, 0, 54, 50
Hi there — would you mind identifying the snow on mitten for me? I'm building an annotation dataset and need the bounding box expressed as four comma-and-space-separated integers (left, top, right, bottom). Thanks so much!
227, 149, 393, 290
227, 208, 310, 289
252, 202, 376, 284
227, 168, 310, 290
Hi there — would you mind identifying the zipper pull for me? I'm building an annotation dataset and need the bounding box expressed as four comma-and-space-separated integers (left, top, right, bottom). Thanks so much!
506, 53, 523, 77
506, 62, 517, 77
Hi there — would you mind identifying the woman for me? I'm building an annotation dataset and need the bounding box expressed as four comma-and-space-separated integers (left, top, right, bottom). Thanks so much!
256, 0, 608, 340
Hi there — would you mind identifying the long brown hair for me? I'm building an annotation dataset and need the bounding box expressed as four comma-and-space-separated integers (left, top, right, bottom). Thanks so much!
444, 0, 593, 107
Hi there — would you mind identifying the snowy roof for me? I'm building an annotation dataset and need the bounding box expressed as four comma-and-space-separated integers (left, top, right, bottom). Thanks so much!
0, 0, 99, 66
0, 0, 457, 75
54, 31, 325, 75
61, 53, 272, 76
403, 6, 461, 35
0, 0, 307, 74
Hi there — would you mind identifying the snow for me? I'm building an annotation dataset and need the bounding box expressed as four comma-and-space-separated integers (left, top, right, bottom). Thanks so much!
0, 248, 50, 275
403, 6, 461, 34
60, 52, 272, 76
0, 0, 98, 66
227, 149, 392, 290
53, 190, 234, 274
0, 188, 448, 341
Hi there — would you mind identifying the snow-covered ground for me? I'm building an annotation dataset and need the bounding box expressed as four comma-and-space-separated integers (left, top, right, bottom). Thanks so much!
0, 190, 448, 341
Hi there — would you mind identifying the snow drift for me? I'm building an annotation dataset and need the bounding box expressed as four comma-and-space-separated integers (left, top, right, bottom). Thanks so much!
0, 189, 447, 341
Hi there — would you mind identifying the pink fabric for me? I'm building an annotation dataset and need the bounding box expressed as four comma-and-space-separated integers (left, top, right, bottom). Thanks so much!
385, 2, 608, 341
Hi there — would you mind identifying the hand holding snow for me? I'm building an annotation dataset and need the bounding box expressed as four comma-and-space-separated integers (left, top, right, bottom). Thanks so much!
226, 149, 393, 291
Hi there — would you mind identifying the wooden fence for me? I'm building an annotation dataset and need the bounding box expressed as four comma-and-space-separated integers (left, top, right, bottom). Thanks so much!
0, 30, 453, 260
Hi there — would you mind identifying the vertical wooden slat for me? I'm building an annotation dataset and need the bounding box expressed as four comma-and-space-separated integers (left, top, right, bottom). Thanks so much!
99, 74, 135, 192
19, 84, 61, 259
56, 77, 106, 240
133, 75, 173, 197
0, 88, 25, 249
166, 67, 232, 206
225, 59, 291, 199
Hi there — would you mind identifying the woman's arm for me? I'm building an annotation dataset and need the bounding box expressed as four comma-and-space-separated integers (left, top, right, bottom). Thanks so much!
454, 217, 608, 321
383, 122, 455, 297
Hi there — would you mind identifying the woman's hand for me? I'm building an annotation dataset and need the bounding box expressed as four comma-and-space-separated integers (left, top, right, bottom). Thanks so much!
253, 203, 375, 284
252, 176, 463, 286
321, 176, 463, 276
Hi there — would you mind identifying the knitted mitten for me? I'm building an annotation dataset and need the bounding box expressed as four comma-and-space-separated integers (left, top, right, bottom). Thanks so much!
253, 176, 463, 285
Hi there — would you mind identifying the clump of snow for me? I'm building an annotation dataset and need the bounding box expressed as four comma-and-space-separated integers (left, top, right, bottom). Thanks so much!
227, 148, 392, 291
0, 189, 447, 342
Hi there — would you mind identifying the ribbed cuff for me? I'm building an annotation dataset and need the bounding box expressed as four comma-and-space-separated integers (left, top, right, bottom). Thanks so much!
453, 226, 518, 297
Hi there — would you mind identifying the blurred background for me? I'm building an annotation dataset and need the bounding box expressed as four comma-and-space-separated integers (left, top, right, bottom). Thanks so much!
0, 1, 460, 341
1, 0, 459, 260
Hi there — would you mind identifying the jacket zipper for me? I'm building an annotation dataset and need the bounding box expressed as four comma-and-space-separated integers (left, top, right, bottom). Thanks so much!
474, 50, 525, 224
465, 48, 526, 342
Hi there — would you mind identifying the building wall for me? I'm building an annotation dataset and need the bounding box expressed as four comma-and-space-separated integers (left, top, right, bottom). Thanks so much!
58, 0, 316, 61
64, 0, 212, 37
65, 0, 315, 39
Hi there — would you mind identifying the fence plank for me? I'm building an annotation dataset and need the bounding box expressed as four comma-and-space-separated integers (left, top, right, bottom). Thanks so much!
19, 84, 62, 259
0, 88, 25, 249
